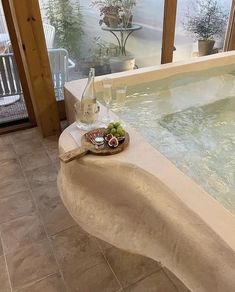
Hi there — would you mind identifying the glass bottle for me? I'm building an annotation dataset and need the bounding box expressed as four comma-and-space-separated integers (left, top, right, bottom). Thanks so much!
75, 68, 99, 129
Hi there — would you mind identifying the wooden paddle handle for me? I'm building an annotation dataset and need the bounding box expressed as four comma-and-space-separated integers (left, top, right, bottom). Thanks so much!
60, 147, 89, 163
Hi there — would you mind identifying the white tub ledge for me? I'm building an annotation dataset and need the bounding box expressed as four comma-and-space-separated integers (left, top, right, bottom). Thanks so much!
58, 140, 235, 292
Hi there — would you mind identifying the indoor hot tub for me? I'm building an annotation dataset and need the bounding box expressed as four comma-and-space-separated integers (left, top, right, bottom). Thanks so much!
59, 52, 235, 292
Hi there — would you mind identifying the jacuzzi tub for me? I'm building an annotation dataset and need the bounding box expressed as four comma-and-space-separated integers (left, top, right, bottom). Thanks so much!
61, 52, 235, 291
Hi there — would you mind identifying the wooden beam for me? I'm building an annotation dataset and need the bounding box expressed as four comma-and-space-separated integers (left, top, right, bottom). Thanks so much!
224, 0, 235, 51
2, 0, 36, 125
161, 0, 177, 64
7, 0, 61, 137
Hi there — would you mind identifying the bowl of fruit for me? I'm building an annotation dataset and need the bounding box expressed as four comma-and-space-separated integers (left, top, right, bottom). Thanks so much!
105, 122, 126, 148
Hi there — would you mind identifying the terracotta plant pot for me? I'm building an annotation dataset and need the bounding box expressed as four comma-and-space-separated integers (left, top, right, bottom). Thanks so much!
198, 39, 215, 56
105, 13, 120, 28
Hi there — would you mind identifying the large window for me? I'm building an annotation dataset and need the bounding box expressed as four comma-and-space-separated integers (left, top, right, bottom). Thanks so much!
39, 0, 164, 81
174, 0, 232, 62
38, 0, 234, 100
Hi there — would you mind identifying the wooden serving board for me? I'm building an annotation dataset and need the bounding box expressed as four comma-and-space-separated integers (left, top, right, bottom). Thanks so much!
60, 128, 130, 163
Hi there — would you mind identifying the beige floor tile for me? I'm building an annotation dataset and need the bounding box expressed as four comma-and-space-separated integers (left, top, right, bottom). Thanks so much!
0, 159, 16, 177
0, 144, 17, 161
54, 159, 61, 171
65, 261, 121, 292
42, 135, 59, 152
6, 240, 58, 290
11, 128, 42, 144
0, 135, 12, 147
11, 128, 44, 156
0, 255, 11, 292
0, 239, 3, 256
51, 225, 100, 270
124, 270, 178, 292
25, 164, 57, 189
33, 184, 75, 235
13, 138, 45, 156
47, 149, 59, 164
0, 159, 22, 179
19, 150, 51, 171
51, 226, 121, 291
32, 183, 59, 201
1, 213, 46, 254
0, 159, 28, 198
163, 268, 191, 292
42, 135, 59, 163
16, 274, 66, 292
40, 200, 75, 236
105, 247, 161, 288
0, 191, 35, 224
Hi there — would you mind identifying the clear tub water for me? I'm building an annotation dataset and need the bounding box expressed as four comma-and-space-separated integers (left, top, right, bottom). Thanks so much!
105, 65, 235, 214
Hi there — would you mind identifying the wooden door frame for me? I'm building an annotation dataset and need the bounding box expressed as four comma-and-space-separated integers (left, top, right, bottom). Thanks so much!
2, 0, 36, 126
161, 0, 177, 64
2, 0, 61, 137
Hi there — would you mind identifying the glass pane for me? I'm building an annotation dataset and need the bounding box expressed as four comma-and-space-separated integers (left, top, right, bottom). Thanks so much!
0, 2, 28, 125
174, 0, 232, 62
39, 0, 164, 92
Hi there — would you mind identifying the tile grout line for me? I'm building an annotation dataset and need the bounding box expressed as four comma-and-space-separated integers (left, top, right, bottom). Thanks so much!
97, 243, 124, 291
123, 268, 164, 291
0, 233, 13, 292
97, 239, 164, 291
163, 268, 182, 292
40, 137, 56, 166
40, 131, 60, 166
13, 272, 58, 292
10, 133, 68, 292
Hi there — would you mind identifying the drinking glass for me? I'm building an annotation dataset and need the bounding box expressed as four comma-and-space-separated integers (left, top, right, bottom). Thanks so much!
116, 84, 127, 106
102, 78, 113, 124
115, 83, 127, 127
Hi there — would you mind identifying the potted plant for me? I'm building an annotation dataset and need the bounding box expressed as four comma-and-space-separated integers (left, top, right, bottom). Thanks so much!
92, 0, 136, 28
78, 37, 122, 76
91, 0, 137, 72
119, 0, 136, 28
107, 0, 137, 72
183, 0, 228, 56
92, 0, 122, 28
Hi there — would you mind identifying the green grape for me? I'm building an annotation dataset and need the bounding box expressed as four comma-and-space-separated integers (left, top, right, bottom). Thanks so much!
108, 123, 114, 130
115, 133, 120, 138
111, 128, 117, 134
114, 122, 120, 128
117, 127, 123, 134
120, 130, 125, 137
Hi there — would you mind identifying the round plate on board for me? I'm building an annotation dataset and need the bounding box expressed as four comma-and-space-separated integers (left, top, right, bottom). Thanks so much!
60, 128, 130, 163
